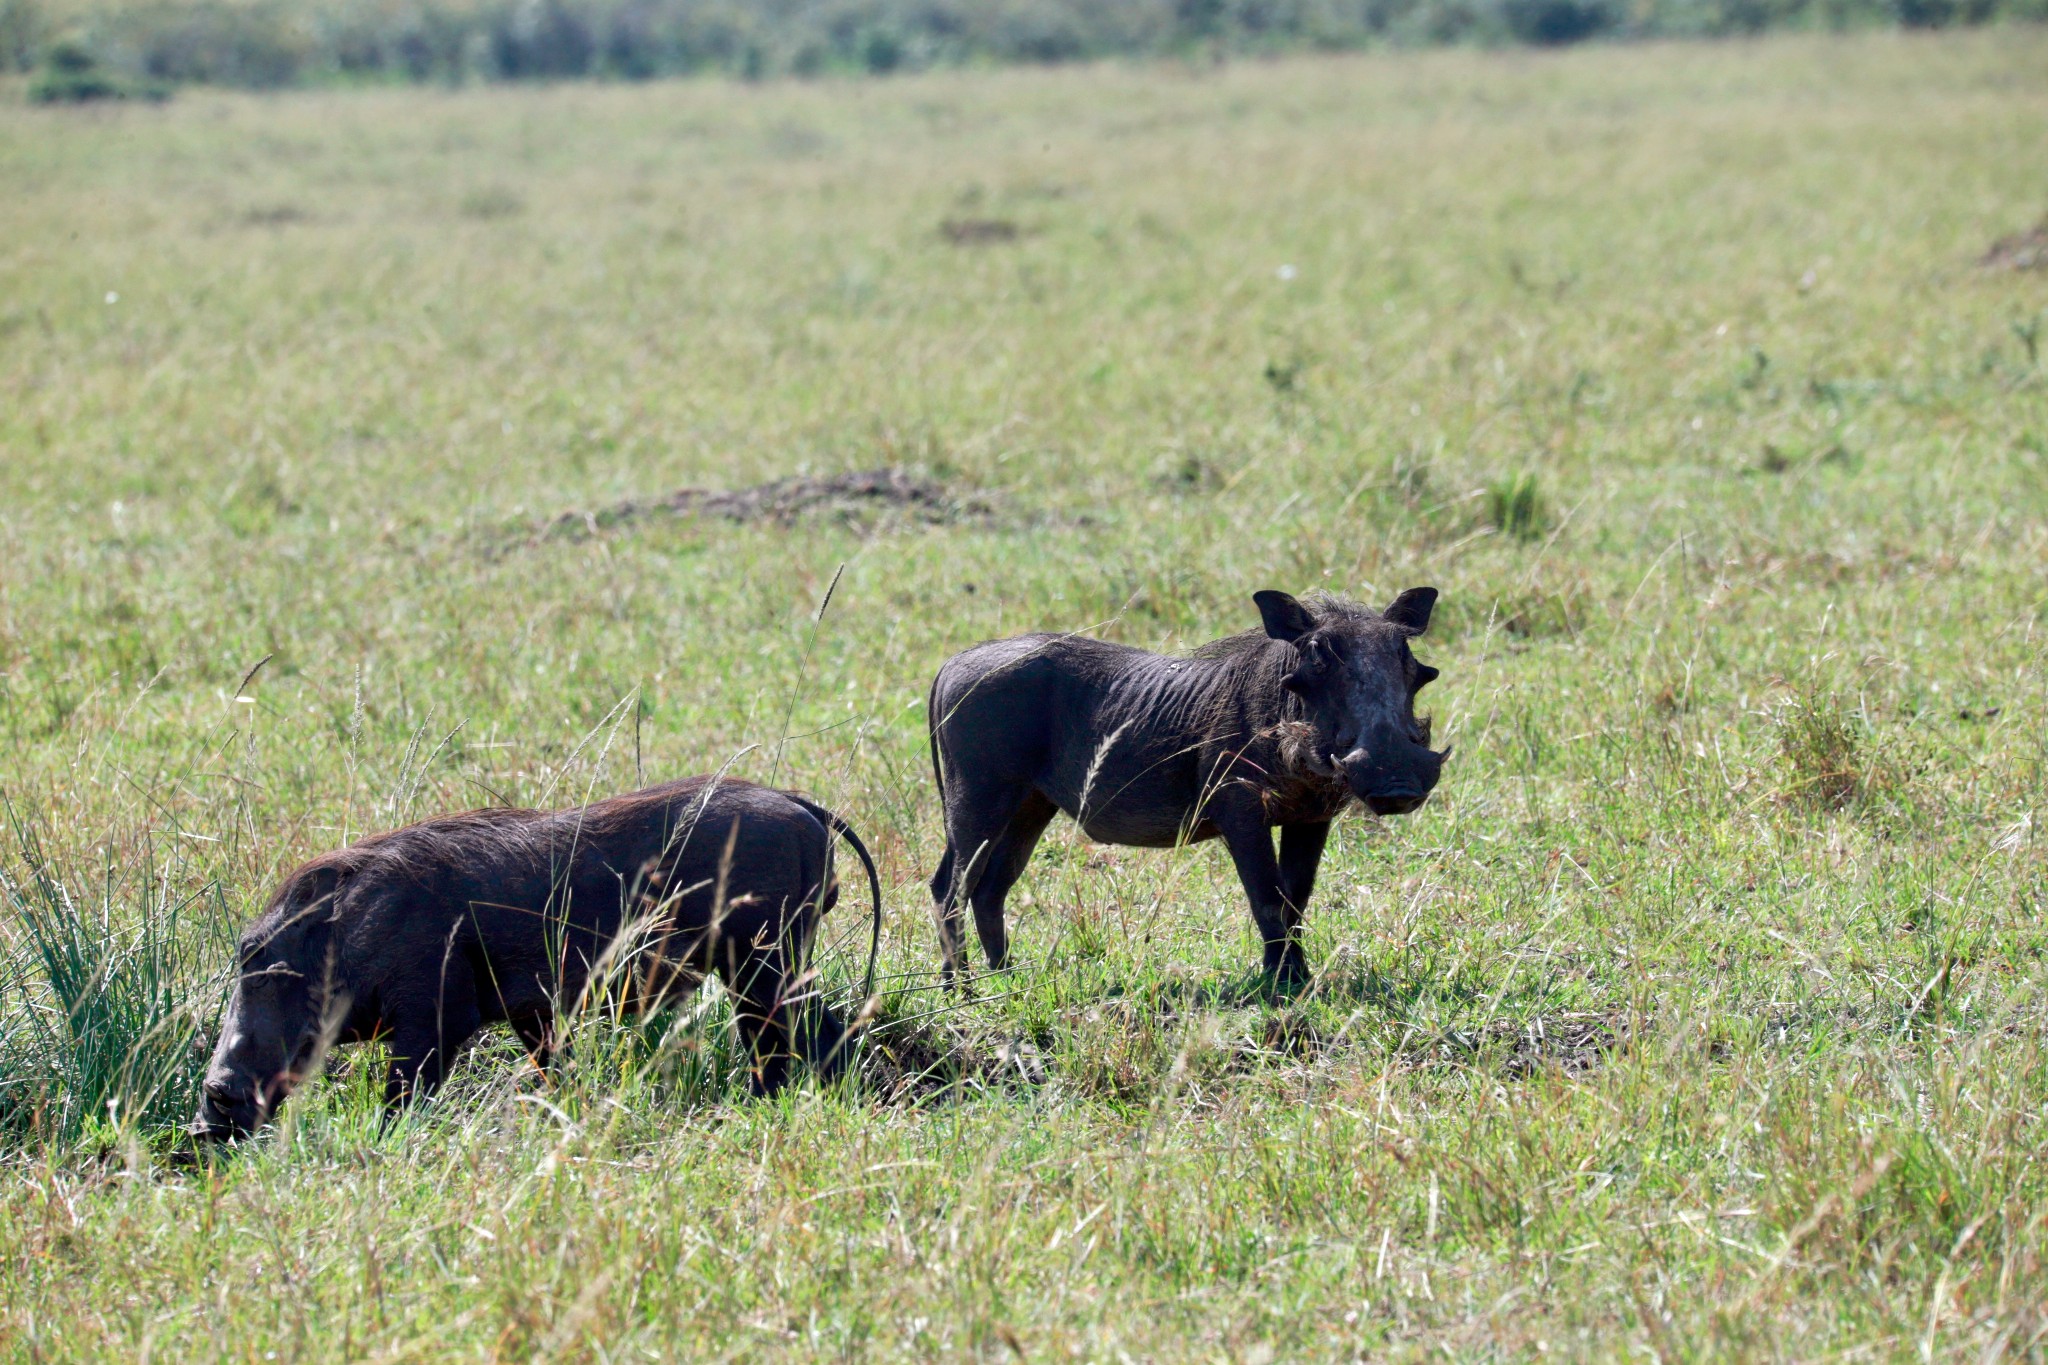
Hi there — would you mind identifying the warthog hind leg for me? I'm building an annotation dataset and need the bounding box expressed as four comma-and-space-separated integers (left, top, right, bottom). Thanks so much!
970, 791, 1057, 973
930, 842, 966, 981
511, 1010, 558, 1073
717, 928, 852, 1094
934, 783, 1056, 983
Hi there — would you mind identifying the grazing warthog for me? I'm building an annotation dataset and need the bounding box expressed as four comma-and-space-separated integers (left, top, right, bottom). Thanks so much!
928, 588, 1445, 988
191, 778, 880, 1142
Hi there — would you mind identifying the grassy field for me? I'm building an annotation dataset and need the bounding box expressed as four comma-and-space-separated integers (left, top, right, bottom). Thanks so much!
3, 27, 2048, 1359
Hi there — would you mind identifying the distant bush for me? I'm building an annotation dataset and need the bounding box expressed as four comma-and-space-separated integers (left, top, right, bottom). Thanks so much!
0, 0, 44, 70
133, 1, 309, 85
1894, 0, 1996, 25
490, 0, 594, 77
1502, 0, 1615, 41
28, 30, 171, 99
9, 0, 2038, 92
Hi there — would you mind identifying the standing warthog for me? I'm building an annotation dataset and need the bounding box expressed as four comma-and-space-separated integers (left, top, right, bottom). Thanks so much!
928, 588, 1446, 987
191, 777, 880, 1142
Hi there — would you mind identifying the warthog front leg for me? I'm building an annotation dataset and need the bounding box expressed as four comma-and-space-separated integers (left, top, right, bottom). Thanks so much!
383, 969, 483, 1112
1278, 820, 1330, 951
1217, 810, 1312, 989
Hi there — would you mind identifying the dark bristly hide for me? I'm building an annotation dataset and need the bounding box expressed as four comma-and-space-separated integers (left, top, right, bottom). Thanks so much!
927, 588, 1446, 988
191, 777, 882, 1143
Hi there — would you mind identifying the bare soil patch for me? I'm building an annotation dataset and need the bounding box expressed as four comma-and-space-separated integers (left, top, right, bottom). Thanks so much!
540, 466, 995, 543
239, 203, 312, 228
858, 1007, 1048, 1104
1981, 220, 2048, 271
1416, 1010, 1631, 1077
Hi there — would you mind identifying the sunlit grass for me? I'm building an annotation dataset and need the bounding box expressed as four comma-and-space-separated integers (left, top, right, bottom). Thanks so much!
0, 26, 2046, 1360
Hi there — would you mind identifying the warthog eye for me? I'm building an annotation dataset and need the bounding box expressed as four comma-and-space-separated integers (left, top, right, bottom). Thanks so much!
1283, 637, 1331, 695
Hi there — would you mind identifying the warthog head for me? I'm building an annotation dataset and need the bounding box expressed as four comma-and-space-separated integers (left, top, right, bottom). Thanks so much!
191, 871, 345, 1141
1255, 587, 1448, 816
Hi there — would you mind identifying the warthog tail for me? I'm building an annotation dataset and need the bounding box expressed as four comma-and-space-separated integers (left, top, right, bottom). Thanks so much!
925, 671, 946, 818
787, 796, 885, 1001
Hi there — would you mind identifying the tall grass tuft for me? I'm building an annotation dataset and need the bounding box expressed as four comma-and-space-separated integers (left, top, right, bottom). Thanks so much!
1486, 470, 1551, 542
0, 807, 221, 1149
1776, 693, 1862, 809
1773, 689, 1910, 812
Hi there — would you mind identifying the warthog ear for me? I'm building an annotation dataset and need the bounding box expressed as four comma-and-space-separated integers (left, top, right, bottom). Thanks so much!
1253, 590, 1317, 644
1383, 587, 1438, 635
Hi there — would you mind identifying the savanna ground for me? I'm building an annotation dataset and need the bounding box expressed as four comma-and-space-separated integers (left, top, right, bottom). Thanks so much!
3, 28, 2048, 1360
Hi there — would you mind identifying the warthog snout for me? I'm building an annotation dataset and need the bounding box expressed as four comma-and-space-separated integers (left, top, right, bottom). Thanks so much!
190, 963, 322, 1141
1340, 737, 1446, 816
191, 1080, 263, 1141
191, 1063, 299, 1141
1359, 781, 1428, 816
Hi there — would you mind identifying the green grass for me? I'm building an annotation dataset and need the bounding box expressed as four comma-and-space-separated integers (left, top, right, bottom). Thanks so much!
2, 27, 2047, 1359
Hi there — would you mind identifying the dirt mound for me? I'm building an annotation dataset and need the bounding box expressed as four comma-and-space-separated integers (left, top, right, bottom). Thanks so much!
543, 467, 992, 542
1415, 1010, 1629, 1077
856, 995, 1050, 1105
1981, 220, 2048, 271
939, 217, 1023, 245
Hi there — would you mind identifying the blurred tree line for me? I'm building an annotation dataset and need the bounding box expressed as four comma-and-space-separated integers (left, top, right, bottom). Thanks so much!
3, 0, 2040, 95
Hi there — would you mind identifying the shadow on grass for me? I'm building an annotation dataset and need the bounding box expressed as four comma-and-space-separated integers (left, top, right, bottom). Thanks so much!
155, 955, 1649, 1165
851, 954, 1638, 1107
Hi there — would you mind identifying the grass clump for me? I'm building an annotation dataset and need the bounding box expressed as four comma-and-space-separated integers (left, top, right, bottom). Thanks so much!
458, 184, 525, 219
1486, 470, 1551, 542
1776, 691, 1865, 808
1773, 688, 1915, 813
0, 811, 216, 1147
